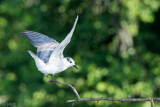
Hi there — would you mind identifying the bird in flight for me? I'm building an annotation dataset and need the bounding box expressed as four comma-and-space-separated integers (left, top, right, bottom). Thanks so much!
21, 16, 79, 80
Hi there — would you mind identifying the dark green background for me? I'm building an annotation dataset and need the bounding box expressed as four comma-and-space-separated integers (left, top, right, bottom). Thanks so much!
0, 0, 160, 107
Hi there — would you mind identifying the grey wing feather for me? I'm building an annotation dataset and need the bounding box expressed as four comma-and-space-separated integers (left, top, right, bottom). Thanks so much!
21, 30, 58, 47
22, 31, 59, 63
37, 50, 53, 63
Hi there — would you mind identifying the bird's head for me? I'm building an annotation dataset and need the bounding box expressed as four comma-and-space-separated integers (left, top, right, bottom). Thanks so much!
64, 57, 78, 69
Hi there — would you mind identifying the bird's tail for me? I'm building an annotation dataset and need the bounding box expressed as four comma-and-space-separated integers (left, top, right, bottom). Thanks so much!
28, 50, 46, 68
28, 50, 37, 59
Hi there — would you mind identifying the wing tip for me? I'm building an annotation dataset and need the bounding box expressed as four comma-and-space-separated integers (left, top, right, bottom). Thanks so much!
21, 30, 28, 34
76, 15, 79, 19
27, 50, 31, 53
21, 30, 34, 34
76, 15, 79, 22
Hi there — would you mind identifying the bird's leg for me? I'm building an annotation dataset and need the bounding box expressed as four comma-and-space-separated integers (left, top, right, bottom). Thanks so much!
46, 75, 52, 81
52, 74, 57, 81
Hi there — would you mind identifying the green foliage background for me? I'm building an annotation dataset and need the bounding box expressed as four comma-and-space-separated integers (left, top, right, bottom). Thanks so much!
0, 0, 160, 107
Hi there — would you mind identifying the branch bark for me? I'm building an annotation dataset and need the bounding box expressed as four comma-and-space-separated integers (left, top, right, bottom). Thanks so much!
48, 80, 159, 107
149, 98, 154, 107
48, 80, 81, 100
67, 98, 160, 103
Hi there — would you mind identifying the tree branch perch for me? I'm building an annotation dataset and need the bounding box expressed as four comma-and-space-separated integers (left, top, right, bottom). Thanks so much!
48, 80, 81, 100
67, 98, 159, 103
48, 80, 159, 106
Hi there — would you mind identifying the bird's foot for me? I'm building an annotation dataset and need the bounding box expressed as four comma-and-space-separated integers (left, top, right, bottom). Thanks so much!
46, 75, 53, 82
52, 75, 57, 81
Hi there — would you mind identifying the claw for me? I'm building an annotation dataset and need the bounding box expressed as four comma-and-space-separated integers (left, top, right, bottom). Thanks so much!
52, 75, 57, 81
46, 75, 53, 82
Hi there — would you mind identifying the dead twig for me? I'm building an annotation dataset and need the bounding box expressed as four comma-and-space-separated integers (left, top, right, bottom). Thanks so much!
48, 80, 81, 100
149, 98, 154, 107
48, 80, 159, 107
66, 98, 160, 103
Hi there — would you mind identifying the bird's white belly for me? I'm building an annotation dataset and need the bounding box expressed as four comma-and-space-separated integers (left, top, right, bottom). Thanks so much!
37, 62, 64, 74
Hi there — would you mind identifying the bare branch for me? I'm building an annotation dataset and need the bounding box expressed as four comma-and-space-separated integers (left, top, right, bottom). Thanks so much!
48, 79, 159, 107
48, 80, 81, 100
149, 98, 154, 107
66, 98, 160, 103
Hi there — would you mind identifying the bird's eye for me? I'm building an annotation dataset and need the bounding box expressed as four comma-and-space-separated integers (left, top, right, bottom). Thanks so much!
70, 61, 72, 63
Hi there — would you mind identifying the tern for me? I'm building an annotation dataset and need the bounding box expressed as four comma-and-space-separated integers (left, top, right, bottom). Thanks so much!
21, 16, 78, 80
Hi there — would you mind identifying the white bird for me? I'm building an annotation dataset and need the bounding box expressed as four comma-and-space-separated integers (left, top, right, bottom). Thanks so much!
21, 16, 79, 80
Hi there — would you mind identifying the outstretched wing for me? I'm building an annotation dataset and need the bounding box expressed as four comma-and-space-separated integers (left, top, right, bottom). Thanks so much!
49, 15, 78, 62
22, 31, 59, 63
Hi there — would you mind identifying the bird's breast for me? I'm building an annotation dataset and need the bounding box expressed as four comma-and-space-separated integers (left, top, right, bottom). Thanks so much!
39, 61, 64, 74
